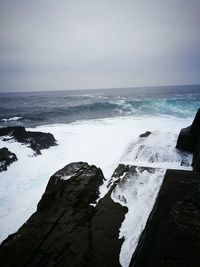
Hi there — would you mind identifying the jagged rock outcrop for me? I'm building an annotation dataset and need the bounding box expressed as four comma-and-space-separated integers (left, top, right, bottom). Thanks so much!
0, 126, 57, 154
130, 169, 200, 267
176, 108, 200, 171
0, 162, 127, 267
0, 147, 17, 172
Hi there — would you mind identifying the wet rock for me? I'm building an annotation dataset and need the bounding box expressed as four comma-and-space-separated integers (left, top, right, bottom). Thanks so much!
91, 192, 127, 267
0, 147, 17, 172
176, 108, 200, 171
193, 139, 200, 172
0, 162, 127, 267
0, 126, 57, 154
139, 131, 151, 138
176, 126, 193, 152
107, 163, 130, 188
190, 108, 200, 138
130, 169, 200, 267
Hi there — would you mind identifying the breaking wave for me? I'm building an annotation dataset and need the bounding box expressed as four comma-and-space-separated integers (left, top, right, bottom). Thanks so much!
120, 131, 192, 169
0, 97, 199, 127
112, 131, 192, 267
0, 117, 23, 122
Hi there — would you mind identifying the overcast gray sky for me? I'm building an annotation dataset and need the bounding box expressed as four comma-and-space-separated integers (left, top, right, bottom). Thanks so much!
0, 0, 200, 92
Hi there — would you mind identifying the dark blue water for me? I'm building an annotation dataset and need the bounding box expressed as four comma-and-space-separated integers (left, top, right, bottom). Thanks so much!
0, 85, 200, 127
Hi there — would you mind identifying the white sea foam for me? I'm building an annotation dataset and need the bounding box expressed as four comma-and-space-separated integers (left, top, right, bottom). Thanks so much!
111, 129, 192, 267
112, 168, 166, 267
1, 117, 22, 122
120, 131, 192, 169
0, 115, 193, 245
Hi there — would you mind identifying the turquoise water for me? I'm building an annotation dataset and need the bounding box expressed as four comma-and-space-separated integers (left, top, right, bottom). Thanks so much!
0, 84, 199, 127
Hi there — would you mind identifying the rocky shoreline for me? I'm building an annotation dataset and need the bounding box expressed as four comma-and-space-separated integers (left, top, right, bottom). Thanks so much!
0, 126, 57, 172
0, 162, 127, 267
0, 126, 57, 155
0, 109, 199, 266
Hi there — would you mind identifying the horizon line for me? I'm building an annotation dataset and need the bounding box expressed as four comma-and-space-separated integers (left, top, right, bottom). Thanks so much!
0, 83, 200, 94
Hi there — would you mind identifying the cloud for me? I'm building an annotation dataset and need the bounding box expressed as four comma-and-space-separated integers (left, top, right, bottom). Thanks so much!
0, 0, 200, 91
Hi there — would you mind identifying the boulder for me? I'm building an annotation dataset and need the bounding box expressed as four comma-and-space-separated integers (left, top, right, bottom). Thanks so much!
0, 126, 57, 154
176, 126, 194, 152
176, 108, 200, 171
0, 162, 127, 267
0, 147, 17, 172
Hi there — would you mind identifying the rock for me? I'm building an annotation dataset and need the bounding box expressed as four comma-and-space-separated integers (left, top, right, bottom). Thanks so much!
91, 190, 127, 267
176, 126, 194, 152
107, 163, 130, 188
130, 169, 200, 267
139, 131, 151, 138
190, 108, 200, 137
176, 108, 200, 171
0, 147, 17, 172
193, 139, 200, 172
0, 126, 57, 154
191, 109, 200, 171
0, 162, 127, 267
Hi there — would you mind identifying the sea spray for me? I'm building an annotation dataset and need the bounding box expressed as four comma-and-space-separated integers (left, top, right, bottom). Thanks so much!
0, 115, 193, 243
111, 131, 192, 267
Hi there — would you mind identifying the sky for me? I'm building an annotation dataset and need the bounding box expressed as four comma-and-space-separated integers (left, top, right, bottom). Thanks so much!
0, 0, 200, 92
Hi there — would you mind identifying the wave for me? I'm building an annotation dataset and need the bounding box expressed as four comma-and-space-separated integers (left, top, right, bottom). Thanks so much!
0, 97, 199, 128
0, 113, 194, 243
61, 98, 199, 118
34, 98, 200, 121
111, 130, 192, 267
0, 117, 23, 122
120, 131, 192, 168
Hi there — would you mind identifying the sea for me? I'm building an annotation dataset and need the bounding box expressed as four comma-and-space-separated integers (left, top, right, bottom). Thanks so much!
0, 84, 199, 267
0, 85, 199, 127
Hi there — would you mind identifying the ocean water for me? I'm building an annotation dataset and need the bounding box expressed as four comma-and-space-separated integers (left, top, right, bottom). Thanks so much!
0, 85, 199, 266
0, 85, 199, 127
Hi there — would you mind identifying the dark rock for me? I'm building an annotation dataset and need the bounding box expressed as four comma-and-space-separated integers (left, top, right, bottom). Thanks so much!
176, 108, 200, 171
107, 163, 130, 188
176, 126, 194, 152
130, 169, 200, 267
0, 162, 127, 267
0, 126, 57, 154
193, 138, 200, 172
91, 191, 127, 267
190, 108, 200, 137
0, 147, 17, 172
139, 131, 151, 138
